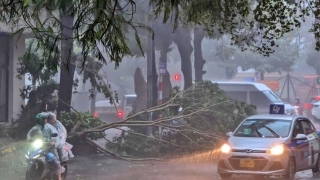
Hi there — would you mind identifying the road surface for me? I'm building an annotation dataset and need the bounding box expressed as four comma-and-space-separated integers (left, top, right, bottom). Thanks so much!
65, 155, 319, 180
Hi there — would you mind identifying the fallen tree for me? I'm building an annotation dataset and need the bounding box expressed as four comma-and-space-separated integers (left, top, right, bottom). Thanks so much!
0, 65, 257, 162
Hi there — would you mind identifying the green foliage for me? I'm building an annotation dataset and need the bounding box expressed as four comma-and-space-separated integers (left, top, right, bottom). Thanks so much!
152, 0, 318, 55
306, 51, 320, 75
212, 30, 299, 77
59, 111, 105, 140
1, 0, 315, 73
106, 81, 257, 157
1, 0, 150, 68
16, 51, 57, 84
14, 80, 58, 139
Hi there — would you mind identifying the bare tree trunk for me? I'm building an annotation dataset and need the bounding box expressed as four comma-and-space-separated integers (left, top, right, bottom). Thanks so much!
146, 7, 158, 135
193, 28, 206, 82
32, 78, 37, 90
260, 71, 265, 80
90, 88, 97, 115
159, 33, 172, 103
174, 27, 193, 90
57, 8, 75, 119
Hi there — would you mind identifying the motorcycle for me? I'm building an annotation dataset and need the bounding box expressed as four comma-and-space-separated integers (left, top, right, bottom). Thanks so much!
25, 134, 68, 180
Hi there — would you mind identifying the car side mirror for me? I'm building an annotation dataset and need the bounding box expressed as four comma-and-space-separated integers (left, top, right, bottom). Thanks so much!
51, 133, 58, 137
294, 134, 307, 140
226, 132, 233, 137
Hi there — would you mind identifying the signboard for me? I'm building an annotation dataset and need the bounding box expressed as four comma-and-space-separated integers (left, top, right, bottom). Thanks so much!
258, 80, 280, 91
159, 62, 167, 75
269, 104, 285, 114
159, 63, 166, 69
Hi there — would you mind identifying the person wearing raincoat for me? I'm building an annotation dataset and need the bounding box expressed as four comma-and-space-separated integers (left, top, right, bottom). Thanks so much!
47, 112, 74, 161
27, 112, 64, 180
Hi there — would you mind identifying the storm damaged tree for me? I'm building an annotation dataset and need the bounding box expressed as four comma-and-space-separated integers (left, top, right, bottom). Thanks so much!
2, 0, 320, 163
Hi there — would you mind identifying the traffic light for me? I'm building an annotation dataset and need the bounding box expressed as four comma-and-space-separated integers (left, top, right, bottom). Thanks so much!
94, 112, 98, 118
173, 74, 181, 81
118, 111, 123, 118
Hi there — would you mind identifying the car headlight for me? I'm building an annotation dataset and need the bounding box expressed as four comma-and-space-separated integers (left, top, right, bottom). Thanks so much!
33, 139, 43, 149
266, 144, 284, 155
220, 144, 231, 154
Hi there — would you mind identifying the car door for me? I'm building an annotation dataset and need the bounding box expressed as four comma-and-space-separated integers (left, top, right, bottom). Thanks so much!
291, 120, 310, 170
301, 120, 320, 168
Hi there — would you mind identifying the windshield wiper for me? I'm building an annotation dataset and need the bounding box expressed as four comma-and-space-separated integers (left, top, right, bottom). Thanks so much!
263, 125, 280, 138
255, 127, 263, 137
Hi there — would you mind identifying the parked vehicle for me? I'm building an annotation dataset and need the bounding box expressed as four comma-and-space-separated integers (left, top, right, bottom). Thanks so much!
118, 94, 136, 120
214, 82, 296, 115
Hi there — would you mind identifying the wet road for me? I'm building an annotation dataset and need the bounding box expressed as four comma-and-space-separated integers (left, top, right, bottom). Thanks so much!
65, 154, 320, 180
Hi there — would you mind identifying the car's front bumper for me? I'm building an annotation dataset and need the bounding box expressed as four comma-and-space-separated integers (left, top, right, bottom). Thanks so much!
217, 151, 289, 176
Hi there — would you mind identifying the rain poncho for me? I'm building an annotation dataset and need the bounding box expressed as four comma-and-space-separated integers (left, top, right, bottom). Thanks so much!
27, 123, 62, 173
52, 120, 74, 161
27, 123, 59, 148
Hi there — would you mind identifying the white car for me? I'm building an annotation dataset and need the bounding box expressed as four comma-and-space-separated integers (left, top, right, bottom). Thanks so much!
312, 100, 320, 121
218, 104, 320, 180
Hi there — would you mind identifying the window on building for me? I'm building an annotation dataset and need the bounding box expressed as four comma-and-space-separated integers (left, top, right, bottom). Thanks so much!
0, 35, 9, 122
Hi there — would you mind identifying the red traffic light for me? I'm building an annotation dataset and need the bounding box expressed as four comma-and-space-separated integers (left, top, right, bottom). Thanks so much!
305, 103, 311, 109
118, 111, 123, 118
174, 74, 181, 81
94, 112, 98, 117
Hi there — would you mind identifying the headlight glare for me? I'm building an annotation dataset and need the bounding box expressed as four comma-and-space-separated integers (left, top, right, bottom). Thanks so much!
33, 139, 43, 149
267, 144, 284, 155
220, 144, 231, 154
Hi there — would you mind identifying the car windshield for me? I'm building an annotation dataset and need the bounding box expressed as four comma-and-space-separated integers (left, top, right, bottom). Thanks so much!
263, 91, 283, 103
234, 119, 292, 138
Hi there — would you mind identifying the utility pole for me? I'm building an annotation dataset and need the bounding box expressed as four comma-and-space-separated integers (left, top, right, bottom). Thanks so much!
146, 0, 157, 136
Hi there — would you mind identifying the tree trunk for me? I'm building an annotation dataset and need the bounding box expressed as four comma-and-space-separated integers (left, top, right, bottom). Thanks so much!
225, 67, 236, 79
32, 78, 37, 90
159, 33, 172, 103
174, 27, 193, 90
193, 28, 206, 82
57, 10, 75, 119
260, 71, 265, 80
146, 29, 158, 109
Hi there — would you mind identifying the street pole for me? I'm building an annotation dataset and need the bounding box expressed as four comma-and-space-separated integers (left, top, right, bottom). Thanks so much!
146, 1, 156, 136
158, 63, 166, 137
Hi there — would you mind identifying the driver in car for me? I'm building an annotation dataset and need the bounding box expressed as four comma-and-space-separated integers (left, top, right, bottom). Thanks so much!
27, 112, 63, 180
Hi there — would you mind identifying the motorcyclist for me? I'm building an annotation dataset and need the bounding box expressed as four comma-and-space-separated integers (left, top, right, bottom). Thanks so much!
294, 97, 302, 106
47, 112, 74, 161
293, 97, 303, 115
27, 112, 64, 180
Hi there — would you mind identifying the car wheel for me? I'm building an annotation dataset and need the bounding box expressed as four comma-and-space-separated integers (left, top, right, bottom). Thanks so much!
219, 173, 232, 179
312, 155, 320, 174
284, 158, 295, 180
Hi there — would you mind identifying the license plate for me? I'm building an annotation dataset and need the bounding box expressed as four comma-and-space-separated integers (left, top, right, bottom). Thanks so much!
240, 159, 254, 168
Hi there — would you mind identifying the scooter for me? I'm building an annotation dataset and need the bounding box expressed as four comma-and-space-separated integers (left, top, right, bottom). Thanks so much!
25, 134, 67, 180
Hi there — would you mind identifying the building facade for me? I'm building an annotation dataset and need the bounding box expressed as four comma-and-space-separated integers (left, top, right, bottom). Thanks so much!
0, 31, 26, 123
